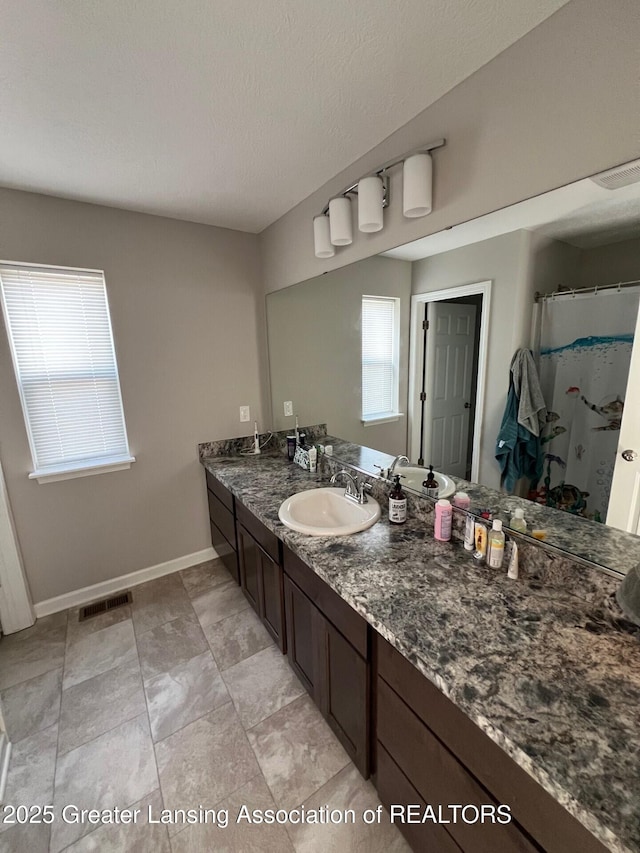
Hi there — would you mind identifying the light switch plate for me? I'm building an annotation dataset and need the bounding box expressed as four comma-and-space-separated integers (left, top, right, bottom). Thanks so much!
239, 406, 250, 422
283, 401, 293, 417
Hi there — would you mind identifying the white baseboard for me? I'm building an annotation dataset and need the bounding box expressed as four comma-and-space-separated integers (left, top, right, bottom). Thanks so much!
33, 546, 218, 618
0, 734, 11, 801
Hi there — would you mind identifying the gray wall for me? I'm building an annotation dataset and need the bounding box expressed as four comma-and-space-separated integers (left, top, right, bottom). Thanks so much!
267, 256, 411, 456
411, 231, 530, 488
577, 236, 640, 289
0, 189, 265, 604
259, 0, 640, 295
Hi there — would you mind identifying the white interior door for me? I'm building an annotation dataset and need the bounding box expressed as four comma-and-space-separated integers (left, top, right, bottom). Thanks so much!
424, 302, 477, 477
607, 303, 640, 534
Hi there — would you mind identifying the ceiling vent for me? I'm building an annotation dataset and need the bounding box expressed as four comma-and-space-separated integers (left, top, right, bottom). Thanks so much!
590, 159, 640, 190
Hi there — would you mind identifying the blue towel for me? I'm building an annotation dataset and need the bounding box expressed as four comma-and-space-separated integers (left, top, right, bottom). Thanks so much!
495, 377, 542, 493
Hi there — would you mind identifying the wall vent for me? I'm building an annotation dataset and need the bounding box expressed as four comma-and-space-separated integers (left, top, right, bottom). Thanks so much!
79, 590, 132, 621
590, 159, 640, 190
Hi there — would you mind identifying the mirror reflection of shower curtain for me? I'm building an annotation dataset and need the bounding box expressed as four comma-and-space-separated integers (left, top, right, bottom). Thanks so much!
537, 290, 640, 521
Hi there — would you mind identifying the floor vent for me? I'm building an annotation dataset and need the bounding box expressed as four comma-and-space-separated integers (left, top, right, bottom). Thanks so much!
79, 591, 132, 622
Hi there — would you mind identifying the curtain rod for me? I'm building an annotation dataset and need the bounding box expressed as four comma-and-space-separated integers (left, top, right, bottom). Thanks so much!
534, 279, 640, 302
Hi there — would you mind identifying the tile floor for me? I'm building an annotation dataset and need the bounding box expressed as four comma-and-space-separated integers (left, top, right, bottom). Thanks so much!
0, 559, 410, 852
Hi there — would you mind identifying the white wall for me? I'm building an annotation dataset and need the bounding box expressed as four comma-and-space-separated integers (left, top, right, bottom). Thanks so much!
0, 189, 265, 604
260, 0, 640, 295
267, 256, 411, 455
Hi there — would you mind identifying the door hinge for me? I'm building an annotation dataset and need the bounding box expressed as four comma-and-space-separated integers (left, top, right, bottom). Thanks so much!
422, 319, 429, 330
419, 391, 427, 402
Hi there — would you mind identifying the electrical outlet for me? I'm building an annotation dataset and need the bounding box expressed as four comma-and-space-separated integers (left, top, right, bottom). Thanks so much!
283, 401, 293, 417
239, 406, 250, 422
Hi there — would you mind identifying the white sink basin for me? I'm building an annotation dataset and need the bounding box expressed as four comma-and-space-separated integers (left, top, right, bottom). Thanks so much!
395, 466, 456, 499
279, 488, 381, 536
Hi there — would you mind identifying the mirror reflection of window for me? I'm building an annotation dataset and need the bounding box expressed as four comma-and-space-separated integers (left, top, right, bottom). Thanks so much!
361, 296, 400, 424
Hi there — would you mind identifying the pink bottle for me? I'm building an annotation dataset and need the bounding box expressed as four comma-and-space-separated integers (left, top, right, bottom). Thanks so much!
434, 499, 452, 542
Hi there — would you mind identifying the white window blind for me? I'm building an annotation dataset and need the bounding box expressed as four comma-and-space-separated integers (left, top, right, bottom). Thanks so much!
362, 295, 400, 421
0, 263, 134, 482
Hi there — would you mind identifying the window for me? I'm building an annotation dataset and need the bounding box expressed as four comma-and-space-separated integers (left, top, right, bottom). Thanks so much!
0, 262, 134, 483
361, 295, 401, 425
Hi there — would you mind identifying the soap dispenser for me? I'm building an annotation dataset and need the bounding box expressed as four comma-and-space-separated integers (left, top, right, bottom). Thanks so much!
389, 475, 407, 525
422, 465, 439, 499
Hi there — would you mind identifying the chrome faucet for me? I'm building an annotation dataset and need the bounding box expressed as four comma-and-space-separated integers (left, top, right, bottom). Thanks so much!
330, 469, 373, 504
388, 455, 410, 478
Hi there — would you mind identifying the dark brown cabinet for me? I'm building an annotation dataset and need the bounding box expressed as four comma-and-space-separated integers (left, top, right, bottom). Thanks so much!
236, 510, 285, 652
283, 546, 370, 778
205, 470, 239, 583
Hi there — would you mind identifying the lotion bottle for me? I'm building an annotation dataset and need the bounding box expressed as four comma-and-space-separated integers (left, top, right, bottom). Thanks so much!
510, 508, 527, 534
434, 499, 452, 542
389, 475, 407, 525
487, 519, 505, 569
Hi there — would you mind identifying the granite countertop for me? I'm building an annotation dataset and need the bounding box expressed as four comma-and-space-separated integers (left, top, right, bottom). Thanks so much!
202, 453, 640, 853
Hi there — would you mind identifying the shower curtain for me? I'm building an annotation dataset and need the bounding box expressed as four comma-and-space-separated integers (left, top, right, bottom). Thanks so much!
536, 290, 639, 521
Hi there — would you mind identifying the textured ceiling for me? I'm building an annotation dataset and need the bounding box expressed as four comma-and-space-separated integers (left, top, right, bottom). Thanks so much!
0, 0, 569, 232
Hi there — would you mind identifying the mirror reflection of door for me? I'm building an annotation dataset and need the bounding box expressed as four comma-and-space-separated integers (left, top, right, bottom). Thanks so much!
421, 295, 482, 479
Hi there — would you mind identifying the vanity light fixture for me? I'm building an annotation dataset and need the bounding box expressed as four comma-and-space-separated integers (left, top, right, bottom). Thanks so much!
329, 196, 353, 246
313, 214, 335, 258
313, 138, 445, 258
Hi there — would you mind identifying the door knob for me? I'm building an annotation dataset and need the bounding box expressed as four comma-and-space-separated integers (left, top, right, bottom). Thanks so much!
464, 402, 471, 409
622, 449, 637, 462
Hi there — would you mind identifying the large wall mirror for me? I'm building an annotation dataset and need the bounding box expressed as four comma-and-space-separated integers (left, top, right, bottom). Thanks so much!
266, 164, 640, 576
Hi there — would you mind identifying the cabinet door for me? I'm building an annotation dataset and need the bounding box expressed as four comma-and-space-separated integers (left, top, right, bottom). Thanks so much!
284, 575, 320, 700
237, 524, 260, 614
259, 547, 285, 652
318, 617, 370, 778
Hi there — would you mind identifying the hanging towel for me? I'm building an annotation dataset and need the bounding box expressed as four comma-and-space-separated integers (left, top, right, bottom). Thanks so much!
511, 349, 546, 437
496, 369, 543, 493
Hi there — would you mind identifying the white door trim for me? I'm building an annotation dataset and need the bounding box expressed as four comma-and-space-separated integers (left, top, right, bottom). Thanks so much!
0, 459, 35, 634
408, 280, 492, 483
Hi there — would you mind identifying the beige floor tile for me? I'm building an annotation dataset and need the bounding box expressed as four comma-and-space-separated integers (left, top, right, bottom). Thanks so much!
223, 645, 304, 729
66, 603, 132, 648
2, 723, 58, 810
58, 657, 146, 754
247, 694, 350, 811
155, 703, 259, 837
0, 612, 67, 690
61, 790, 171, 853
50, 715, 158, 853
145, 651, 229, 742
137, 617, 208, 683
204, 607, 273, 671
170, 774, 295, 852
285, 763, 411, 852
0, 667, 62, 743
180, 559, 234, 599
131, 574, 195, 636
0, 821, 50, 852
63, 619, 137, 689
191, 582, 249, 632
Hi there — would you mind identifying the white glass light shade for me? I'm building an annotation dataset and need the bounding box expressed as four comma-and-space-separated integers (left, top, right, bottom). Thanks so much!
329, 197, 353, 246
313, 215, 335, 258
403, 153, 432, 218
358, 176, 384, 233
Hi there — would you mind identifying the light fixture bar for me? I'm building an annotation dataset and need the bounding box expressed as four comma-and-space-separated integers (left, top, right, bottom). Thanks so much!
319, 138, 445, 215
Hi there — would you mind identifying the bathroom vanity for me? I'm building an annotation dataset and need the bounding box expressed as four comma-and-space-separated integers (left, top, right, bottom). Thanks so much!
201, 449, 640, 853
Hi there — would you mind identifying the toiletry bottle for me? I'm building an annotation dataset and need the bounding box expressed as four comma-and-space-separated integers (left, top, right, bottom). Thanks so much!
389, 475, 407, 525
487, 519, 505, 569
422, 465, 439, 499
453, 491, 471, 510
286, 435, 297, 461
507, 541, 519, 579
473, 522, 487, 564
463, 513, 475, 551
434, 499, 452, 541
308, 446, 317, 473
510, 508, 527, 534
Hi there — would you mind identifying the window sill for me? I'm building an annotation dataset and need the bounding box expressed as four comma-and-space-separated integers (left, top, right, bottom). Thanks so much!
361, 413, 405, 427
29, 455, 136, 484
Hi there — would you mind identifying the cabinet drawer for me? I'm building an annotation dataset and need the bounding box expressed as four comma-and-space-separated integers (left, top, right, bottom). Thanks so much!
376, 635, 607, 853
207, 489, 236, 547
205, 469, 234, 511
236, 500, 279, 564
377, 678, 538, 853
283, 545, 368, 658
376, 742, 463, 853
